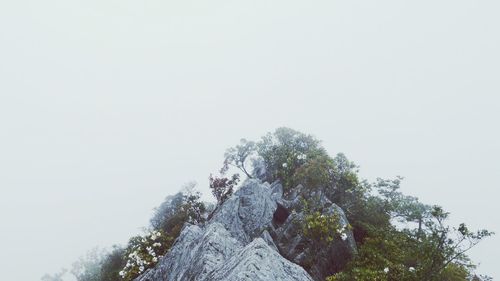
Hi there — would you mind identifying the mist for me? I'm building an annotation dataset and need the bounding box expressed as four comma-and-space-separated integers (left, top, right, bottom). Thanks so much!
0, 1, 499, 280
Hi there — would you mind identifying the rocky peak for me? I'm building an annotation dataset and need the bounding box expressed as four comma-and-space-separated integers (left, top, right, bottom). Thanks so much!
136, 179, 356, 281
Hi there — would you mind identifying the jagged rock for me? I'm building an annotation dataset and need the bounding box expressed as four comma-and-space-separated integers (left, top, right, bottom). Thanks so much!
260, 230, 279, 251
135, 179, 356, 281
211, 179, 279, 243
136, 180, 311, 281
136, 223, 241, 281
205, 238, 314, 281
251, 157, 267, 180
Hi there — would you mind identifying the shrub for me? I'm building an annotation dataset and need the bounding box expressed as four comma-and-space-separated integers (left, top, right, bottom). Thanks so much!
99, 246, 126, 281
71, 248, 107, 281
292, 153, 334, 189
209, 173, 240, 205
151, 183, 207, 237
303, 211, 348, 243
119, 230, 173, 281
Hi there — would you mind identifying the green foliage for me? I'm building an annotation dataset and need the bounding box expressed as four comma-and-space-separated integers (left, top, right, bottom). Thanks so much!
151, 183, 207, 237
327, 225, 419, 281
327, 190, 493, 281
59, 128, 492, 281
63, 183, 209, 281
222, 128, 493, 281
375, 177, 430, 225
303, 211, 346, 243
99, 246, 126, 281
119, 184, 209, 281
256, 127, 327, 189
292, 153, 334, 190
329, 153, 361, 204
119, 230, 173, 281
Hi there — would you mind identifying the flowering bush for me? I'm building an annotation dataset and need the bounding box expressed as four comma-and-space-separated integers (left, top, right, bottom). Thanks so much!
303, 211, 350, 243
119, 230, 173, 281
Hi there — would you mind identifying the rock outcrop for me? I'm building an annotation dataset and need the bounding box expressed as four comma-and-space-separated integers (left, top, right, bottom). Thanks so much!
270, 184, 357, 280
136, 179, 356, 281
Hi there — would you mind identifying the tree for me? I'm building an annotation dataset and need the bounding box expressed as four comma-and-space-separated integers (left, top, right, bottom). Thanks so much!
150, 183, 208, 238
99, 246, 126, 281
209, 173, 240, 205
375, 177, 431, 239
256, 127, 327, 188
222, 138, 257, 178
328, 190, 493, 281
71, 247, 107, 281
417, 206, 493, 281
150, 192, 186, 231
181, 182, 207, 224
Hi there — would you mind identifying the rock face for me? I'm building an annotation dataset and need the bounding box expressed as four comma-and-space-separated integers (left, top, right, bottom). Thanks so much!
270, 184, 357, 281
136, 179, 356, 281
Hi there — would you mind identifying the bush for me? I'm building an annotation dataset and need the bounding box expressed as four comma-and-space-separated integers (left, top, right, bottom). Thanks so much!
99, 246, 126, 281
256, 127, 327, 188
151, 183, 207, 237
303, 211, 348, 243
119, 230, 173, 281
209, 173, 240, 206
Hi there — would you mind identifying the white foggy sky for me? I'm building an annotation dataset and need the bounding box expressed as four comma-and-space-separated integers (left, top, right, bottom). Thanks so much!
0, 0, 499, 280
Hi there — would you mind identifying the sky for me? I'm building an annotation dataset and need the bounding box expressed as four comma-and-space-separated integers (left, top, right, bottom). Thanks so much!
0, 0, 499, 280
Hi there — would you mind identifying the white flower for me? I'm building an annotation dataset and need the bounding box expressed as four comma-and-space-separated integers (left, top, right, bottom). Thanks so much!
153, 242, 161, 247
384, 267, 389, 273
297, 154, 307, 160
409, 267, 415, 272
152, 257, 158, 262
340, 233, 348, 241
282, 163, 288, 168
139, 266, 145, 272
119, 271, 125, 277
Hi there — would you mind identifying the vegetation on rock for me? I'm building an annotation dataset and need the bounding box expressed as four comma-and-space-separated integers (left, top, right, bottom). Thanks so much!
223, 128, 493, 281
46, 128, 493, 281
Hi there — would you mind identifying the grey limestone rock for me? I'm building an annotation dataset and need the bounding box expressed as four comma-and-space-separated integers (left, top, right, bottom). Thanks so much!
205, 238, 314, 281
136, 179, 311, 281
136, 179, 356, 281
211, 179, 279, 243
